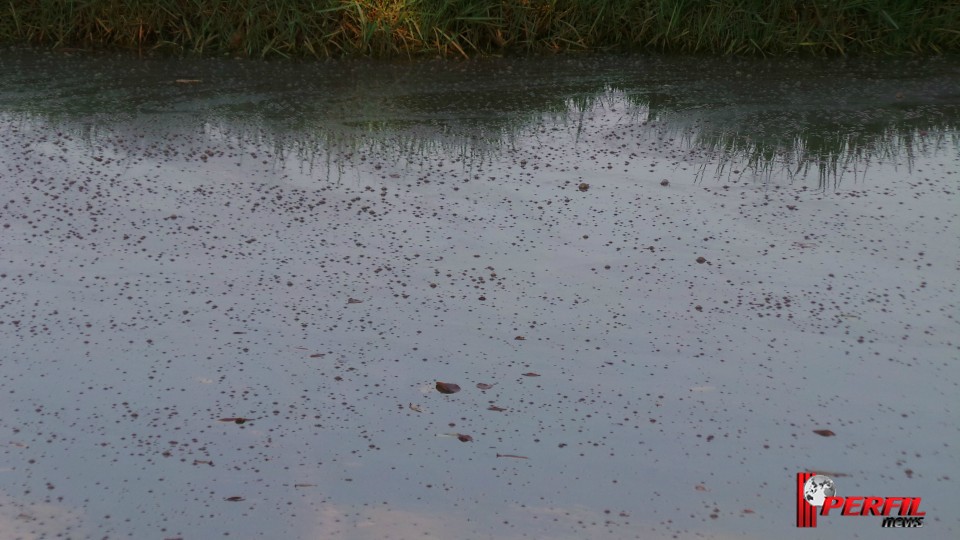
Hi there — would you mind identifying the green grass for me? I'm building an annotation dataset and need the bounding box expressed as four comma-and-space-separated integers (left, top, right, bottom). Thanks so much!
3, 0, 959, 57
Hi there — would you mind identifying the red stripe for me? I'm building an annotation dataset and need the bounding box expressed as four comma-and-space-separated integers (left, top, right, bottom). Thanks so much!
797, 472, 817, 527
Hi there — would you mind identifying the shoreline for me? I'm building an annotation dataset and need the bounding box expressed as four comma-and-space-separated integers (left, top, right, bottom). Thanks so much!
4, 0, 959, 58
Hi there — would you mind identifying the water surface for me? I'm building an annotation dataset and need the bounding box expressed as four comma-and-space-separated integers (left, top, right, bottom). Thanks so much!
0, 50, 958, 539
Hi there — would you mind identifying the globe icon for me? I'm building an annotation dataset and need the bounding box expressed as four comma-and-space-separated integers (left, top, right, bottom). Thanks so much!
803, 475, 836, 506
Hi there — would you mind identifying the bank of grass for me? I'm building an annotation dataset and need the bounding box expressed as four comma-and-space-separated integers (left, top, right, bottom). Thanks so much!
3, 0, 959, 58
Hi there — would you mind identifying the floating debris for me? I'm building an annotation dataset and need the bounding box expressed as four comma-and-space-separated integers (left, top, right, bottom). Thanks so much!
435, 382, 461, 394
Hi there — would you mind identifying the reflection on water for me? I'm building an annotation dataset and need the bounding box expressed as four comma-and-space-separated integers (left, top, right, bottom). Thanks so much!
1, 50, 958, 188
0, 50, 958, 540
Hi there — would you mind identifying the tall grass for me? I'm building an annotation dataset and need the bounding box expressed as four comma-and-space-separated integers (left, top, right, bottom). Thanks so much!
3, 0, 959, 57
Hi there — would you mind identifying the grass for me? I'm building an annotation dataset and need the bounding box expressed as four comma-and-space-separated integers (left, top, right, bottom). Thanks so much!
3, 0, 960, 58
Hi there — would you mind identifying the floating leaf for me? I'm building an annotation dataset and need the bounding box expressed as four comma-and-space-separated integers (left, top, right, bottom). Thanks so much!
309, 353, 324, 358
224, 496, 244, 502
435, 382, 461, 394
457, 434, 473, 442
813, 429, 836, 437
487, 405, 507, 412
175, 79, 202, 84
514, 336, 526, 340
347, 298, 363, 304
696, 256, 707, 264
695, 484, 709, 492
578, 183, 590, 192
496, 453, 528, 459
522, 372, 540, 377
408, 403, 423, 413
476, 383, 495, 390
294, 483, 316, 488
218, 417, 252, 424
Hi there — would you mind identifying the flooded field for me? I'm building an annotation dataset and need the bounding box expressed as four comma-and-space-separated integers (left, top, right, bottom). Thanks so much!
0, 50, 958, 539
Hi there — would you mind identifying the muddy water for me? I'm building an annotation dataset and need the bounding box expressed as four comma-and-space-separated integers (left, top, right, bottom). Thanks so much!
0, 50, 958, 539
